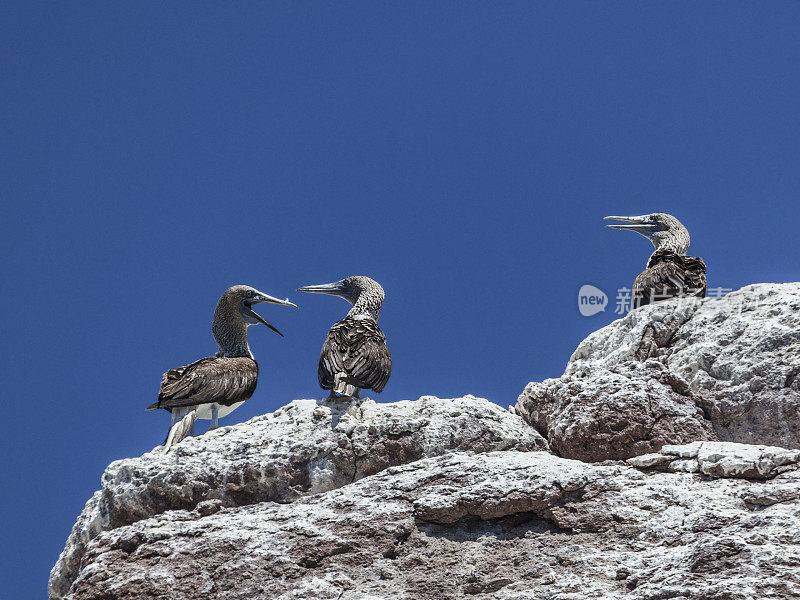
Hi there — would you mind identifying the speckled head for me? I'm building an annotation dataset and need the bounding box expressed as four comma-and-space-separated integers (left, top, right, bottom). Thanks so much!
604, 213, 691, 254
213, 285, 297, 357
297, 275, 385, 319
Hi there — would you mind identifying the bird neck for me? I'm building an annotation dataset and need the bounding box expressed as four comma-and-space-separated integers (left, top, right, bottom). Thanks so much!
651, 229, 690, 257
212, 303, 253, 358
348, 291, 382, 320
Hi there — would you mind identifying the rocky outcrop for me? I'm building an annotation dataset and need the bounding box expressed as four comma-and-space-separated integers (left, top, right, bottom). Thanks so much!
49, 395, 545, 599
52, 283, 800, 600
64, 446, 800, 600
627, 440, 800, 479
515, 284, 800, 460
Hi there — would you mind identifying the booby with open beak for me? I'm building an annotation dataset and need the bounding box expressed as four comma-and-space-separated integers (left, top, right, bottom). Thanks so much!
147, 285, 297, 451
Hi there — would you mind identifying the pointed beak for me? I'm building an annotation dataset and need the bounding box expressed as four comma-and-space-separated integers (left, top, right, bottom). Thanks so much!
247, 310, 284, 337
252, 292, 298, 308
297, 280, 347, 296
244, 291, 298, 337
603, 215, 659, 236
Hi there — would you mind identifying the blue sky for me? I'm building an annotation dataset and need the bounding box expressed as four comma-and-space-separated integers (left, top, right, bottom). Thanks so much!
3, 2, 800, 596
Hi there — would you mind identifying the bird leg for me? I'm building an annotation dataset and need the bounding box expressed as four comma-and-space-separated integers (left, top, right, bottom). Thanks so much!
209, 405, 219, 430
164, 409, 198, 452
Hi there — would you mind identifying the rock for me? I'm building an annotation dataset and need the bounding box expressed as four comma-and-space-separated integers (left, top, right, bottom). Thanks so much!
515, 284, 800, 460
627, 440, 800, 479
625, 452, 674, 469
63, 450, 800, 600
516, 358, 715, 461
661, 440, 704, 458
49, 395, 545, 600
53, 283, 800, 599
695, 442, 800, 479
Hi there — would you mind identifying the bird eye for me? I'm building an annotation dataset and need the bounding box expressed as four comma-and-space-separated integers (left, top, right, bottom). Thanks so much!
247, 290, 255, 298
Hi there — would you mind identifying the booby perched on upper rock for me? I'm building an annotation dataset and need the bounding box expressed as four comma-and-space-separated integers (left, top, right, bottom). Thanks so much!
298, 276, 391, 398
605, 213, 707, 309
147, 285, 297, 451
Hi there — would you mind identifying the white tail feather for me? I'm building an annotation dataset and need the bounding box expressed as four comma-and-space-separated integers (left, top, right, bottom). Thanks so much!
164, 410, 197, 452
334, 372, 356, 396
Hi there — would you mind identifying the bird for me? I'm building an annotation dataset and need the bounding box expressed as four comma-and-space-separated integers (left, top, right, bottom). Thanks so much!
147, 285, 297, 451
605, 213, 707, 309
298, 276, 391, 399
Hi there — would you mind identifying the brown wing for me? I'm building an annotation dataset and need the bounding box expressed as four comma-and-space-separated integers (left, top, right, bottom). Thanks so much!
318, 316, 392, 393
633, 251, 707, 309
147, 356, 258, 411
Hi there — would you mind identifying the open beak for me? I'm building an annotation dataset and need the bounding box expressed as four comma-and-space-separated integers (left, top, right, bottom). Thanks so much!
297, 280, 347, 296
604, 215, 660, 237
244, 291, 298, 337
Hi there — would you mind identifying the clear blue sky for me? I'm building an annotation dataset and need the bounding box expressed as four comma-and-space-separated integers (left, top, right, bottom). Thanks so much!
3, 2, 800, 596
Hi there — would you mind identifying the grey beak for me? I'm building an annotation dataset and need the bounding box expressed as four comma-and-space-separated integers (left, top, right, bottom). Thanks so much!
603, 215, 659, 236
245, 290, 298, 337
252, 292, 298, 308
247, 310, 284, 337
297, 281, 347, 296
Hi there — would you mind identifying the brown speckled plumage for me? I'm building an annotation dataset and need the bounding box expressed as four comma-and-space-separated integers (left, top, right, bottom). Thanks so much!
606, 213, 707, 310
299, 276, 392, 396
147, 285, 295, 449
147, 285, 264, 412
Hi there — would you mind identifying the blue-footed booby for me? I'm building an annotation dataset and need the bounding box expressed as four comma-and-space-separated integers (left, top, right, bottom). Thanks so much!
605, 213, 707, 309
298, 275, 391, 398
147, 285, 297, 451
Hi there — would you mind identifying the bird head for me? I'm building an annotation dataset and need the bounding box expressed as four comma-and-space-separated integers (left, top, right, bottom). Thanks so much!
217, 284, 297, 337
298, 276, 384, 316
604, 213, 690, 254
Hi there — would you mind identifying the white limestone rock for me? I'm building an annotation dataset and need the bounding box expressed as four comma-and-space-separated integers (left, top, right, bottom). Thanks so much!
515, 284, 800, 460
53, 283, 800, 600
629, 440, 800, 479
49, 395, 545, 600
64, 450, 800, 600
